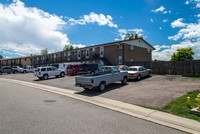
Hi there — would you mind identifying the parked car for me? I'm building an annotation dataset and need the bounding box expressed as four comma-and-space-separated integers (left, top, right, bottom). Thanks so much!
117, 65, 130, 71
75, 66, 128, 91
67, 64, 81, 75
11, 66, 21, 73
34, 66, 65, 80
77, 63, 99, 74
128, 66, 151, 80
18, 65, 34, 73
0, 66, 18, 75
51, 62, 80, 75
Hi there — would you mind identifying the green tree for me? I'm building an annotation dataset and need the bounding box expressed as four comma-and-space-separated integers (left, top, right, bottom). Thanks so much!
124, 33, 143, 40
170, 48, 194, 61
0, 54, 3, 59
41, 48, 48, 55
63, 45, 74, 50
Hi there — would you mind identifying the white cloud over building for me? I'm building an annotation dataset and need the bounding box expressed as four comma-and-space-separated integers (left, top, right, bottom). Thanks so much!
68, 12, 118, 28
0, 0, 70, 57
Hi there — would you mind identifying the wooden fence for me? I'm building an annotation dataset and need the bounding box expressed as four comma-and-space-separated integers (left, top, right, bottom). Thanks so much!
125, 60, 200, 77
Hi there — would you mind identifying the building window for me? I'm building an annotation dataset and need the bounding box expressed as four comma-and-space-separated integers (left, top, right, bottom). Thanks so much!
68, 52, 70, 61
117, 44, 122, 49
93, 48, 96, 53
78, 50, 81, 60
86, 49, 89, 59
130, 45, 134, 50
100, 47, 104, 57
64, 52, 67, 57
147, 48, 151, 53
73, 51, 76, 55
116, 56, 122, 64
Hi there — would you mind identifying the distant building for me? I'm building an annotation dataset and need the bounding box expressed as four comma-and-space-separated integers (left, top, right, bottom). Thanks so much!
0, 38, 155, 67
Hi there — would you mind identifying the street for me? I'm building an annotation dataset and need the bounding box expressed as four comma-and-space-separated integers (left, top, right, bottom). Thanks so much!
0, 80, 187, 134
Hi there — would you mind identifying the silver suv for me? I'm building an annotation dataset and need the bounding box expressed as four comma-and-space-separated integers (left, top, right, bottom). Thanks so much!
34, 66, 65, 80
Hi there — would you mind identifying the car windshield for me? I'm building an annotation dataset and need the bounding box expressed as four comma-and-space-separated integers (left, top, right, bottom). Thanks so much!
129, 68, 138, 71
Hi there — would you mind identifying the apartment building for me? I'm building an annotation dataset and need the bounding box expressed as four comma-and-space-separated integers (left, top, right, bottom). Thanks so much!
0, 38, 155, 67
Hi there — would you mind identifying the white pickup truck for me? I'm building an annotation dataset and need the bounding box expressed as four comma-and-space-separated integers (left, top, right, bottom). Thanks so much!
75, 66, 128, 91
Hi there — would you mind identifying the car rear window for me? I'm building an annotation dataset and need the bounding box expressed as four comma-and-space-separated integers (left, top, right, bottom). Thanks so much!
129, 68, 137, 71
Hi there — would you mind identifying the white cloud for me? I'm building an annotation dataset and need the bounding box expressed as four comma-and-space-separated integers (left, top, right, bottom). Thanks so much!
151, 6, 165, 13
68, 12, 118, 28
186, 0, 200, 8
171, 18, 187, 28
153, 41, 200, 60
162, 19, 168, 23
169, 18, 200, 41
185, 0, 190, 4
0, 0, 70, 57
117, 29, 144, 40
159, 27, 162, 30
151, 6, 171, 14
150, 19, 154, 22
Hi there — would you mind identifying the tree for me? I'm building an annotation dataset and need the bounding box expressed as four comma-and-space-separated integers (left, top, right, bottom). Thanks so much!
41, 48, 48, 55
124, 33, 143, 40
63, 45, 74, 51
170, 48, 194, 61
0, 54, 3, 59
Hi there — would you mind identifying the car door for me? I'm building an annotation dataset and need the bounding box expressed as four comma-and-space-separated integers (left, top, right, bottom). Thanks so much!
52, 66, 59, 76
113, 67, 122, 82
139, 67, 146, 77
47, 67, 53, 76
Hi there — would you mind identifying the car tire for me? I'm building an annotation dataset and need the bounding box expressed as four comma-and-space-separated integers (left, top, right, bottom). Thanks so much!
13, 71, 17, 74
0, 71, 2, 75
84, 87, 90, 90
43, 74, 48, 80
137, 75, 141, 81
23, 70, 27, 73
60, 72, 65, 77
98, 82, 106, 92
121, 76, 127, 85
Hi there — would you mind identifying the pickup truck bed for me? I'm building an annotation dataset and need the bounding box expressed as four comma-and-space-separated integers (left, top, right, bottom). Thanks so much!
75, 66, 128, 91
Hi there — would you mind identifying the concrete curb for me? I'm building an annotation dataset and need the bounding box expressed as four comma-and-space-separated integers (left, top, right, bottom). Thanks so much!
1, 78, 200, 134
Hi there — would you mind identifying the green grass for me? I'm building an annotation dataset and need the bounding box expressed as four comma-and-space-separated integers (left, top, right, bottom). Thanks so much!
162, 90, 200, 122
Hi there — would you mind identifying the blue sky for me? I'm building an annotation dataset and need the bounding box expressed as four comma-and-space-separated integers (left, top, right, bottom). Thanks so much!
0, 0, 200, 60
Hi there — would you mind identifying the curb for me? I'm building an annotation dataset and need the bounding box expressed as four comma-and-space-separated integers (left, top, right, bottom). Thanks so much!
1, 78, 200, 134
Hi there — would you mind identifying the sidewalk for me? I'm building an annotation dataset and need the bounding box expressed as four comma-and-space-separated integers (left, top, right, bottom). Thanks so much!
1, 77, 200, 134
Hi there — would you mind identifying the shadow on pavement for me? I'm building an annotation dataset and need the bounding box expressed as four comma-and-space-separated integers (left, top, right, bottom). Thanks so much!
75, 82, 129, 97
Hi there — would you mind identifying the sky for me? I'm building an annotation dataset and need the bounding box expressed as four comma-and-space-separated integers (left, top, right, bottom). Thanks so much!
0, 0, 200, 61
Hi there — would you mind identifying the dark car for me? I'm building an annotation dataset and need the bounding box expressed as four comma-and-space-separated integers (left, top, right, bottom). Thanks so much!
0, 66, 18, 75
77, 63, 99, 74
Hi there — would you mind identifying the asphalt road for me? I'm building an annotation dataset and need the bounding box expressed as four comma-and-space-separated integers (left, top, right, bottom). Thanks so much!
0, 80, 187, 134
1, 73, 200, 108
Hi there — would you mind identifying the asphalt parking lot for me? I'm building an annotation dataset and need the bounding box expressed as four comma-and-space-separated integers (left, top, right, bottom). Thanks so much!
1, 73, 200, 108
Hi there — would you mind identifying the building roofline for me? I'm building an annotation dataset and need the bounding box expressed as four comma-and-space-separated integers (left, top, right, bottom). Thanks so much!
0, 38, 155, 60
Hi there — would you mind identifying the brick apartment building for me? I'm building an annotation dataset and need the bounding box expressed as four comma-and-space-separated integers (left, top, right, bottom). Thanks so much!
0, 38, 155, 67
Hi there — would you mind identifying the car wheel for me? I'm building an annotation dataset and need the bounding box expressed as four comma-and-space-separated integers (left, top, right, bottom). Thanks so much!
60, 72, 65, 77
121, 76, 127, 85
13, 71, 17, 74
84, 87, 90, 90
0, 71, 2, 75
137, 75, 141, 81
98, 82, 106, 92
43, 74, 48, 80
